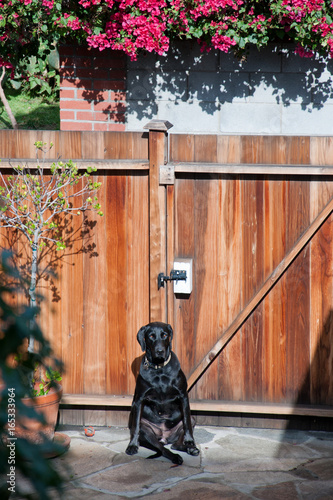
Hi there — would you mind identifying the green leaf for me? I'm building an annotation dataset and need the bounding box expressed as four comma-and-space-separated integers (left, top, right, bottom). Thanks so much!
238, 37, 246, 49
248, 34, 258, 44
48, 48, 59, 70
29, 78, 38, 90
10, 80, 22, 90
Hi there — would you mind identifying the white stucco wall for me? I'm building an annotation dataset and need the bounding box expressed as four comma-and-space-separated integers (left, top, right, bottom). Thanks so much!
126, 42, 333, 135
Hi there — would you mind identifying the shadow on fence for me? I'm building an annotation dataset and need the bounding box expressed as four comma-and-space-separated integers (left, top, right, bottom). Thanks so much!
0, 214, 99, 305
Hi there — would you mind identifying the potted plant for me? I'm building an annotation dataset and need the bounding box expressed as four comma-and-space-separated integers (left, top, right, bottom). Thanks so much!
13, 361, 65, 447
0, 141, 103, 446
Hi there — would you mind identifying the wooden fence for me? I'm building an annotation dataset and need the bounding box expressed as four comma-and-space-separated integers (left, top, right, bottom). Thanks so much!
1, 128, 333, 428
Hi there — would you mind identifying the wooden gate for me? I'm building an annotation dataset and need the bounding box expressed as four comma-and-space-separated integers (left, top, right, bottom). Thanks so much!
158, 132, 333, 424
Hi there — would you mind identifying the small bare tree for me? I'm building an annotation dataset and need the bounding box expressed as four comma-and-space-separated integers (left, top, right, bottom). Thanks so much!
0, 141, 103, 351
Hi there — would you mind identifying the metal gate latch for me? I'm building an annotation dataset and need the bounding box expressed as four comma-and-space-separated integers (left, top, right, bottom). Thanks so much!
158, 270, 187, 290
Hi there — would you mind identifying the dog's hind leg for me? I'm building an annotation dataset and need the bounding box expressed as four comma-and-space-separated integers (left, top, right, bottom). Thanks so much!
168, 424, 187, 452
170, 416, 199, 456
139, 427, 183, 465
171, 437, 199, 456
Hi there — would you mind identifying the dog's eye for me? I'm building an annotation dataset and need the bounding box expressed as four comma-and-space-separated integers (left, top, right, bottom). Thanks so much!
161, 333, 168, 339
148, 334, 156, 340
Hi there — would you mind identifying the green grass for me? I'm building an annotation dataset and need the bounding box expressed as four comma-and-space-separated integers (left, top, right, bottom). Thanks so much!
0, 89, 60, 130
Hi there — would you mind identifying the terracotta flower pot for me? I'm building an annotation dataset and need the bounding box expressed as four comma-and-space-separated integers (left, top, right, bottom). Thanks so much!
15, 385, 63, 444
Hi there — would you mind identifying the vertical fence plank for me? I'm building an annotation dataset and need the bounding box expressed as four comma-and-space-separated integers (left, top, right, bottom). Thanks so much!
105, 174, 128, 395
104, 132, 129, 159
60, 184, 85, 424
263, 179, 287, 403
0, 131, 15, 158
240, 136, 263, 164
217, 136, 241, 163
15, 131, 39, 158
240, 136, 277, 164
174, 178, 195, 376
310, 137, 333, 165
81, 131, 105, 159
194, 135, 217, 163
83, 172, 107, 425
38, 131, 60, 158
193, 177, 219, 400
218, 177, 243, 401
174, 178, 196, 379
146, 121, 172, 322
169, 134, 194, 162
285, 180, 311, 403
166, 184, 175, 329
285, 137, 310, 164
132, 132, 149, 160
310, 214, 333, 405
103, 131, 149, 160
241, 179, 264, 401
285, 249, 311, 404
126, 172, 150, 394
309, 178, 333, 405
59, 131, 82, 158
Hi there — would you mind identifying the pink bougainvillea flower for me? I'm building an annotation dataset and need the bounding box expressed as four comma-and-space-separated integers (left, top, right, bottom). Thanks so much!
42, 0, 54, 9
294, 44, 314, 57
0, 58, 15, 78
211, 33, 237, 52
1, 0, 333, 71
87, 33, 112, 50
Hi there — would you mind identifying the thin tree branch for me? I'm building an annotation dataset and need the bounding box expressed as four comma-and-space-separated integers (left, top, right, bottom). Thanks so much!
0, 67, 18, 130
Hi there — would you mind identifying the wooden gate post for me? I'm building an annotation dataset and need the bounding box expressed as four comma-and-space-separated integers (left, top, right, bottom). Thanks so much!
144, 120, 173, 323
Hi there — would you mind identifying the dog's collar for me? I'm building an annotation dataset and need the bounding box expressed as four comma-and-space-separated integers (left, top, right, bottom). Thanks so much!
143, 353, 172, 370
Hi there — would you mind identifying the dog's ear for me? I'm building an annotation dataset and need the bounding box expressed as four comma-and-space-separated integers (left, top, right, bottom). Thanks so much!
137, 325, 148, 351
166, 323, 173, 339
166, 323, 173, 346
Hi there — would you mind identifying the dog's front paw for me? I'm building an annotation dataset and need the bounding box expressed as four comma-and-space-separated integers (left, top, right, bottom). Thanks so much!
126, 443, 139, 456
184, 440, 200, 456
172, 453, 183, 465
187, 445, 200, 456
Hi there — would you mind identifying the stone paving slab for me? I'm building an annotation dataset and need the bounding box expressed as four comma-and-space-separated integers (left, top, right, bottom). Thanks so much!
146, 479, 251, 499
55, 439, 118, 480
252, 481, 301, 500
305, 458, 333, 480
79, 460, 198, 495
297, 480, 333, 500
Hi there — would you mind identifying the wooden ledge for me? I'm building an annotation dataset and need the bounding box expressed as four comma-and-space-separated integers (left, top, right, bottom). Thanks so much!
173, 162, 333, 176
61, 394, 132, 406
61, 395, 333, 417
0, 159, 149, 170
159, 162, 333, 185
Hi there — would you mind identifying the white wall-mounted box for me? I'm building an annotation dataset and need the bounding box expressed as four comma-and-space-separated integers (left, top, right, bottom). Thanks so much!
173, 259, 192, 295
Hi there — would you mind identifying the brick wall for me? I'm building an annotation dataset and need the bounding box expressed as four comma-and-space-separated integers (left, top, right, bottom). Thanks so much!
59, 45, 126, 131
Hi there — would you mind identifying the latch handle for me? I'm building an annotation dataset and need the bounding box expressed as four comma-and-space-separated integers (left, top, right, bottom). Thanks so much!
158, 270, 187, 290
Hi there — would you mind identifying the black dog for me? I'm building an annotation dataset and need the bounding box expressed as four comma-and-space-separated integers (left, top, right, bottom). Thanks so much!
126, 321, 199, 465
